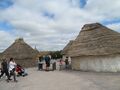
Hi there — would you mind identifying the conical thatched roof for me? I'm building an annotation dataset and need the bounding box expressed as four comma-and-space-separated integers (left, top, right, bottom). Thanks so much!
68, 23, 120, 57
2, 38, 39, 60
61, 40, 74, 55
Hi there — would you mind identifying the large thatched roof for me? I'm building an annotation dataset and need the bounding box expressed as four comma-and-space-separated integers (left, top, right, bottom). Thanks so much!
2, 38, 39, 59
61, 40, 74, 55
67, 23, 120, 57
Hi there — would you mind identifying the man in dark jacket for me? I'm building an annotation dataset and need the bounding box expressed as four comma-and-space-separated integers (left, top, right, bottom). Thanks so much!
0, 59, 11, 82
45, 55, 51, 71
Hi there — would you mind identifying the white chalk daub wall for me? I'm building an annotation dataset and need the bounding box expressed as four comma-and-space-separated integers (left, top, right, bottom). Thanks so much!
71, 55, 120, 72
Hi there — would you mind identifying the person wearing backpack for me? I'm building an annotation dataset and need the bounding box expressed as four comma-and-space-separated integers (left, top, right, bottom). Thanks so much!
44, 55, 51, 71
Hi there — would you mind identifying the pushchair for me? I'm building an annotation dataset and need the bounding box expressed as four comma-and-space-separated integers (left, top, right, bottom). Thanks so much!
16, 64, 28, 77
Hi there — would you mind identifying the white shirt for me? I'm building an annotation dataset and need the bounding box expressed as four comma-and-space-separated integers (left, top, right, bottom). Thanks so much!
9, 61, 16, 71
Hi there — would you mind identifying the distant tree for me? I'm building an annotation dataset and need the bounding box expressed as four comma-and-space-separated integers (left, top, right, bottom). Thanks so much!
49, 50, 62, 59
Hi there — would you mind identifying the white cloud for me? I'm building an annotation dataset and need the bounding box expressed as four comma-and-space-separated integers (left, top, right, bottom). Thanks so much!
0, 0, 120, 52
107, 23, 120, 32
0, 30, 15, 51
85, 0, 120, 19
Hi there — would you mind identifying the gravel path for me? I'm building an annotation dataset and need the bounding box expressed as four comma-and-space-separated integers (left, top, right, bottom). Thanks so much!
0, 68, 120, 90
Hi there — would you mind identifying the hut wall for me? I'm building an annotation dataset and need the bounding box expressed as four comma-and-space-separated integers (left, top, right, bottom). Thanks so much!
71, 57, 80, 70
71, 55, 120, 72
15, 59, 36, 68
0, 59, 36, 68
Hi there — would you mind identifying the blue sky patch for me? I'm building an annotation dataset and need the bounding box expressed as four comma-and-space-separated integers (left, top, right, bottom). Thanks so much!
0, 0, 13, 9
70, 0, 87, 8
0, 21, 13, 32
79, 0, 87, 8
102, 19, 120, 25
42, 11, 55, 19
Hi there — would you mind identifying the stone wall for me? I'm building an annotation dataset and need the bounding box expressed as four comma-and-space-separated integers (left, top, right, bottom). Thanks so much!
71, 55, 120, 72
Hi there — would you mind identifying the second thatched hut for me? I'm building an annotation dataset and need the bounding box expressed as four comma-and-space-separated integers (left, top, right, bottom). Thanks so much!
65, 23, 120, 72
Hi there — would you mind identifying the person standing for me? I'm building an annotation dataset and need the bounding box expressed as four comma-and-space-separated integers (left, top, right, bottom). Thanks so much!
59, 59, 63, 71
44, 55, 51, 71
9, 58, 18, 82
65, 57, 69, 70
37, 56, 43, 70
0, 59, 11, 82
52, 60, 56, 71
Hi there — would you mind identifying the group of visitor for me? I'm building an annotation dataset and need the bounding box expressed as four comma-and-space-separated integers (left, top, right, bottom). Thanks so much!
37, 55, 70, 71
0, 58, 27, 82
37, 55, 53, 71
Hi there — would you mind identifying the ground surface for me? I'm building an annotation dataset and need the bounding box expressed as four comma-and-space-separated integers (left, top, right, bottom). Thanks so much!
0, 68, 120, 90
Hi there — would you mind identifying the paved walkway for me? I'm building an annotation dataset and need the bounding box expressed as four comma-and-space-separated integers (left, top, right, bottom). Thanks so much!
0, 68, 120, 90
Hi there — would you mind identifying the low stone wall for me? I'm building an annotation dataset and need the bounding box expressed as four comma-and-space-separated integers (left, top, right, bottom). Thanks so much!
71, 55, 120, 72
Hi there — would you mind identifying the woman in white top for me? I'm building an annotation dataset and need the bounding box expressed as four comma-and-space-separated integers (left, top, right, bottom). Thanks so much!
9, 58, 17, 82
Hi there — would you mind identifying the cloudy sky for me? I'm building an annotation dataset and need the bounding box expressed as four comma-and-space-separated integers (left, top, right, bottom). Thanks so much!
0, 0, 120, 52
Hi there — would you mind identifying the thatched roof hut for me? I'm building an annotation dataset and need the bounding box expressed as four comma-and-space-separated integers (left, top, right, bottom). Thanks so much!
66, 23, 120, 72
62, 40, 74, 55
2, 38, 39, 67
